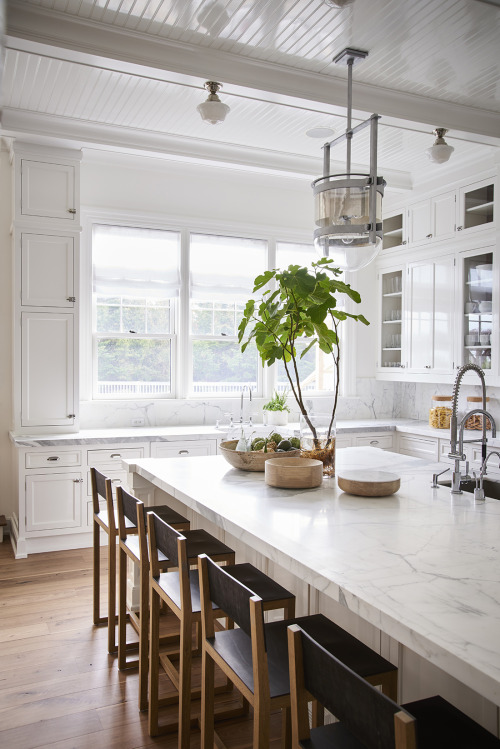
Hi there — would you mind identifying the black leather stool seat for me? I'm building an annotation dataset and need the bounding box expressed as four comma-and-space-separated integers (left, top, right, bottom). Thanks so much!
180, 528, 235, 559
142, 504, 188, 529
297, 695, 500, 748
224, 563, 295, 604
403, 695, 500, 748
208, 613, 396, 700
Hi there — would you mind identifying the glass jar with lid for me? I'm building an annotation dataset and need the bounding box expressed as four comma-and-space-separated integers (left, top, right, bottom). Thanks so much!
464, 396, 491, 430
429, 395, 453, 429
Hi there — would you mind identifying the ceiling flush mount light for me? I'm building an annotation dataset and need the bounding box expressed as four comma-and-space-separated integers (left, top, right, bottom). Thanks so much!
425, 128, 454, 164
306, 125, 336, 139
312, 48, 385, 272
197, 81, 230, 125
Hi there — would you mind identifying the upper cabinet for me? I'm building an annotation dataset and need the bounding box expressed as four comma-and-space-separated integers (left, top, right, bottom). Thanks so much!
21, 233, 75, 308
20, 160, 78, 223
10, 143, 82, 229
457, 179, 495, 235
382, 175, 496, 253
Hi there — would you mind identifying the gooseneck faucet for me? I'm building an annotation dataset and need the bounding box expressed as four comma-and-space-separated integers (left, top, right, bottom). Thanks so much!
239, 385, 253, 426
448, 364, 496, 493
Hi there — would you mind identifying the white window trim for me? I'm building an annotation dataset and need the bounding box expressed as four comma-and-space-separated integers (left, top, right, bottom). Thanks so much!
80, 208, 355, 403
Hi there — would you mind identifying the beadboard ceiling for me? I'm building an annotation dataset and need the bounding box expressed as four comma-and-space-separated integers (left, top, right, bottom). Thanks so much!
2, 0, 500, 191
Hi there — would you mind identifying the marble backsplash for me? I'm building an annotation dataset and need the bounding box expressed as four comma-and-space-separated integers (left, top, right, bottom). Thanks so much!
79, 379, 500, 429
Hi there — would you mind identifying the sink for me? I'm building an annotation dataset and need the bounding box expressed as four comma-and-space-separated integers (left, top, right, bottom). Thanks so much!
438, 478, 500, 499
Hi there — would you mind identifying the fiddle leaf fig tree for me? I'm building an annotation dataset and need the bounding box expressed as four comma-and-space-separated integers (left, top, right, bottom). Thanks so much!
238, 258, 369, 442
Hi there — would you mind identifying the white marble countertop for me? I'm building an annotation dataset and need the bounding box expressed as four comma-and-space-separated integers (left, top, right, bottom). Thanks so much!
125, 447, 500, 706
11, 417, 499, 447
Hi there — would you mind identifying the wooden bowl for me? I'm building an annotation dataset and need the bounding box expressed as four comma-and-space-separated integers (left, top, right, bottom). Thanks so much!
219, 440, 300, 472
265, 457, 323, 488
337, 470, 400, 497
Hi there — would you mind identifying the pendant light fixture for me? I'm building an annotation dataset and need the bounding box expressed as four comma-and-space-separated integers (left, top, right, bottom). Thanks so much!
425, 128, 454, 164
197, 81, 230, 125
312, 48, 385, 272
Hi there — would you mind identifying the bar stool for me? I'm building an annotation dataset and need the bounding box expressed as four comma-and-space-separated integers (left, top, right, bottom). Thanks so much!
116, 486, 190, 711
91, 467, 137, 654
287, 623, 500, 748
147, 512, 296, 749
198, 554, 398, 749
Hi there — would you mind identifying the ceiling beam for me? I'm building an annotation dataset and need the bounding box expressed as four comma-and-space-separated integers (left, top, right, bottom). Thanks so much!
7, 3, 500, 143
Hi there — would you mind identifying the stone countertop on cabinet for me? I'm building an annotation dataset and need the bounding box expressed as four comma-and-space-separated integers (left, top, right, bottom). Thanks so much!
9, 418, 500, 448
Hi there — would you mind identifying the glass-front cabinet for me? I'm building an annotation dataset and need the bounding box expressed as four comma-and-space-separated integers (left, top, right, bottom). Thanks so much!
379, 268, 404, 370
460, 249, 494, 373
458, 179, 495, 234
382, 210, 406, 250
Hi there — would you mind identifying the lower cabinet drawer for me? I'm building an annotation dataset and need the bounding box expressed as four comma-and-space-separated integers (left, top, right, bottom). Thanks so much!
25, 450, 82, 468
399, 435, 438, 460
355, 434, 394, 450
87, 447, 145, 465
151, 441, 214, 458
26, 472, 82, 532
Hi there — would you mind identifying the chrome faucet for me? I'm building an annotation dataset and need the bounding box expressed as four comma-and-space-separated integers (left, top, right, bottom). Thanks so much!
239, 386, 253, 427
448, 364, 496, 493
473, 451, 500, 501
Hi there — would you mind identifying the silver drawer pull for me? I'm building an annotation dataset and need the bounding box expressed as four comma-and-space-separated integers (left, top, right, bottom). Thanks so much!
46, 456, 60, 461
68, 414, 76, 419
110, 453, 121, 458
111, 478, 122, 484
370, 440, 379, 445
73, 478, 83, 483
179, 450, 189, 455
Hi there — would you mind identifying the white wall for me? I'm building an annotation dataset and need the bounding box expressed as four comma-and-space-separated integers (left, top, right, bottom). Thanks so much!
0, 146, 14, 521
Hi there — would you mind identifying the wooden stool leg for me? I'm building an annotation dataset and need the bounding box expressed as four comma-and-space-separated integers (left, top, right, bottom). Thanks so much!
148, 585, 161, 736
107, 533, 117, 655
281, 705, 292, 749
254, 696, 270, 749
200, 647, 215, 749
93, 519, 101, 626
178, 613, 193, 749
138, 560, 149, 712
118, 546, 127, 670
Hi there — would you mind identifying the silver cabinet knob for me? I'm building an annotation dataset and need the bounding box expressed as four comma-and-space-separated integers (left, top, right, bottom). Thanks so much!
73, 478, 83, 483
426, 233, 433, 239
68, 208, 77, 214
425, 365, 431, 369
68, 414, 76, 418
457, 226, 463, 231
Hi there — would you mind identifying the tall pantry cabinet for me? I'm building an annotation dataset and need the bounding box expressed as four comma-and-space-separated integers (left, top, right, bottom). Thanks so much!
10, 143, 82, 432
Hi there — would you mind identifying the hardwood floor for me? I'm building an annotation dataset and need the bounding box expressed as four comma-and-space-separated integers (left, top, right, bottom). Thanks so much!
0, 542, 283, 748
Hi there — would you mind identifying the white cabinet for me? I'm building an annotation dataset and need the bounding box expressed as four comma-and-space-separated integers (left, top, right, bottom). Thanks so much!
25, 472, 82, 532
21, 312, 76, 427
399, 434, 439, 461
457, 247, 494, 375
378, 267, 404, 372
408, 192, 456, 245
20, 159, 78, 223
407, 255, 455, 374
11, 143, 81, 434
21, 233, 75, 308
457, 179, 495, 235
382, 209, 407, 250
153, 440, 217, 458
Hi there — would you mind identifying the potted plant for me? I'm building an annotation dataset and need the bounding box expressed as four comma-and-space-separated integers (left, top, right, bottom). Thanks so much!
263, 390, 290, 426
238, 258, 369, 475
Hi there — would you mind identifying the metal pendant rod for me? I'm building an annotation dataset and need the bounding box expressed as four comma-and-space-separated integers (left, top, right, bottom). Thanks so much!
346, 56, 354, 176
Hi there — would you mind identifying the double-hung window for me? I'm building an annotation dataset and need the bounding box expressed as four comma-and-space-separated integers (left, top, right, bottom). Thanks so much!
92, 224, 180, 399
189, 233, 266, 396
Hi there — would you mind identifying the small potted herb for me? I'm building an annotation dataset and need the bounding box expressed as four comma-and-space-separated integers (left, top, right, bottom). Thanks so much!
263, 390, 290, 426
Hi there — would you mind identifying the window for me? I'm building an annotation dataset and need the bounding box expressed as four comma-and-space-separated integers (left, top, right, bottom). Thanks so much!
92, 225, 180, 398
189, 233, 266, 395
275, 241, 338, 394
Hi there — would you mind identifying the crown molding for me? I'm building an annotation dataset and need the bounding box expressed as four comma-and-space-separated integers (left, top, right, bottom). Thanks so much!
7, 2, 500, 143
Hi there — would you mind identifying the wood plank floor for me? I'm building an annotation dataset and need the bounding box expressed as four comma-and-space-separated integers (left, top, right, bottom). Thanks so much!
0, 542, 282, 748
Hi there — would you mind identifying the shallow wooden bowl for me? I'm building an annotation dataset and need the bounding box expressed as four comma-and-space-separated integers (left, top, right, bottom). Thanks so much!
265, 457, 323, 488
219, 440, 300, 472
337, 470, 400, 497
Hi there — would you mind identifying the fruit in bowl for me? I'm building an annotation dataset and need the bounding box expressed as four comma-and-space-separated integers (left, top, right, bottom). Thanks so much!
219, 436, 300, 472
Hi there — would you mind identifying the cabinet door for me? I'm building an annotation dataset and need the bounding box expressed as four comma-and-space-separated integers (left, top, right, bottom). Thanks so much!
432, 192, 456, 241
21, 159, 77, 221
26, 472, 82, 531
21, 312, 75, 427
407, 257, 455, 373
21, 234, 75, 307
408, 200, 431, 244
458, 179, 494, 234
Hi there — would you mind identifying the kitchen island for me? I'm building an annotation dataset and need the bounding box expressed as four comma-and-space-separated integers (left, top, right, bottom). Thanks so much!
125, 446, 500, 735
